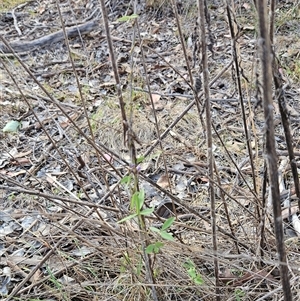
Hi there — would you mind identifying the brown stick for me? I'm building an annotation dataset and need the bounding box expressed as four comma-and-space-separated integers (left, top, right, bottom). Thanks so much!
0, 19, 99, 53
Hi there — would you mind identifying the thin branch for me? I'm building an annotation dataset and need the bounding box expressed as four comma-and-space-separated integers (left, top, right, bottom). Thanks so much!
225, 2, 258, 200
197, 0, 220, 300
99, 0, 128, 143
257, 1, 292, 300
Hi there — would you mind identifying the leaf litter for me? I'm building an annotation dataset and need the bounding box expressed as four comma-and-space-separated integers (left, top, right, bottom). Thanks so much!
1, 0, 300, 300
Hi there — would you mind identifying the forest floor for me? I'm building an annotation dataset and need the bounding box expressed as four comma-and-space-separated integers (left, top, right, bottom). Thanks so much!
1, 0, 300, 300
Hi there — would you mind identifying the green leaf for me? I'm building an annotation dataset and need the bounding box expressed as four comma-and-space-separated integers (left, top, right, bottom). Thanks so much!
193, 275, 203, 285
161, 217, 175, 231
138, 189, 145, 209
140, 207, 155, 216
136, 189, 145, 210
149, 226, 160, 233
121, 175, 132, 185
234, 289, 245, 301
160, 230, 174, 241
130, 190, 145, 211
117, 14, 138, 22
184, 259, 195, 269
3, 120, 21, 133
154, 241, 164, 251
184, 260, 203, 285
117, 213, 137, 223
187, 268, 197, 279
130, 192, 139, 210
145, 242, 164, 254
136, 156, 145, 164
145, 244, 155, 254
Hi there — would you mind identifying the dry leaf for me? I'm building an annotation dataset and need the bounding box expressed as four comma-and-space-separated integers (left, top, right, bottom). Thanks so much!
30, 269, 42, 284
157, 174, 170, 188
151, 93, 164, 111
